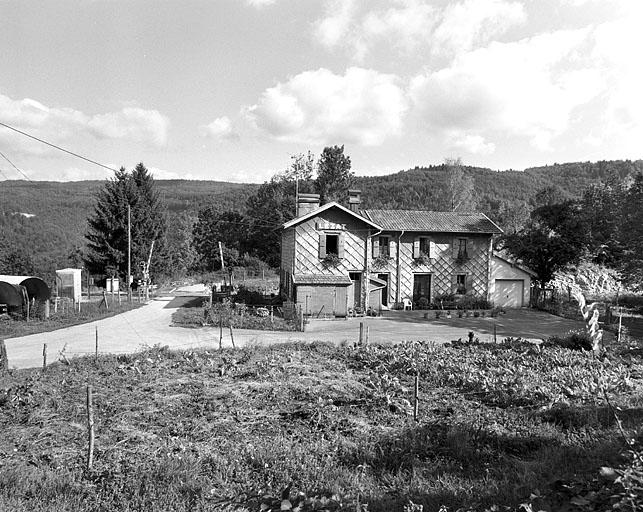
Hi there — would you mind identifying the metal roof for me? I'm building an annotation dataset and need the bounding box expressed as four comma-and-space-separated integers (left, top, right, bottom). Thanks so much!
361, 209, 503, 234
292, 274, 352, 285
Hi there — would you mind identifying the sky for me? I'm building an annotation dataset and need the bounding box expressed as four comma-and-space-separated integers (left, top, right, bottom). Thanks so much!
0, 0, 641, 183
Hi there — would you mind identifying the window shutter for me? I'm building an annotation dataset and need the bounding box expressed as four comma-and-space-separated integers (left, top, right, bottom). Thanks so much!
429, 238, 436, 259
452, 237, 459, 258
451, 273, 458, 293
465, 274, 473, 294
413, 237, 420, 258
319, 233, 327, 258
372, 237, 379, 258
338, 233, 345, 259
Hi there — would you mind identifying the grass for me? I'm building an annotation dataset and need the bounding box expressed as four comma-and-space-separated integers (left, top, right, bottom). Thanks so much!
1, 340, 642, 511
0, 300, 142, 339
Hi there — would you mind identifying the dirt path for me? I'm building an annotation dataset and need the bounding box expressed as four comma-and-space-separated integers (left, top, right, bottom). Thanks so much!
4, 297, 593, 369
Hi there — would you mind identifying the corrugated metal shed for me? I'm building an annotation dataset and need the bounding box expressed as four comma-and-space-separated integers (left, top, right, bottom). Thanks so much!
0, 275, 51, 301
361, 210, 503, 234
292, 274, 352, 285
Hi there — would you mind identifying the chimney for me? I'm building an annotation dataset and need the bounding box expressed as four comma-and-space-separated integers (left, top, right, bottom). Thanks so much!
348, 189, 361, 212
297, 193, 320, 217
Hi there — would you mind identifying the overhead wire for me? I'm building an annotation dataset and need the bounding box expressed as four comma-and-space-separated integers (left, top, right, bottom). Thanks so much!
0, 121, 118, 173
0, 149, 31, 181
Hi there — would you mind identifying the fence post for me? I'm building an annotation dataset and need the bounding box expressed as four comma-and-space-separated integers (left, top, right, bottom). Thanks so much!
618, 307, 623, 343
365, 325, 370, 345
86, 385, 95, 471
359, 322, 364, 344
219, 312, 223, 350
0, 340, 8, 373
229, 324, 235, 349
95, 327, 99, 362
413, 373, 419, 421
42, 343, 47, 371
493, 323, 497, 343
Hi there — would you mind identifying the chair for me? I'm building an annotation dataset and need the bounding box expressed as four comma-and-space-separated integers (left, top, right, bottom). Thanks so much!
402, 297, 413, 310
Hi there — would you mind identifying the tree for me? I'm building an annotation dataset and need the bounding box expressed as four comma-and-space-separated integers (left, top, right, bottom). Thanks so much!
158, 212, 197, 276
439, 158, 476, 211
500, 222, 580, 290
315, 145, 354, 204
192, 207, 248, 270
620, 172, 643, 287
84, 163, 167, 279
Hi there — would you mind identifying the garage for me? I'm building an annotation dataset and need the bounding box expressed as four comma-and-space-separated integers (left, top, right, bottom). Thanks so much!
490, 254, 534, 308
493, 279, 524, 308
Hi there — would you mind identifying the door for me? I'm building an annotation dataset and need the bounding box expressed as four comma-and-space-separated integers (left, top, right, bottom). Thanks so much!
348, 272, 362, 310
377, 273, 389, 307
413, 274, 431, 303
493, 279, 524, 308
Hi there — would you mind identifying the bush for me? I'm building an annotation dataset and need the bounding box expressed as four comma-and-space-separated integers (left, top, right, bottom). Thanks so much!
546, 329, 593, 351
617, 294, 643, 314
417, 297, 429, 309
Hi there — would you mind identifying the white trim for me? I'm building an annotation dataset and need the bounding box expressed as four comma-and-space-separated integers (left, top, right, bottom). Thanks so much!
283, 201, 382, 230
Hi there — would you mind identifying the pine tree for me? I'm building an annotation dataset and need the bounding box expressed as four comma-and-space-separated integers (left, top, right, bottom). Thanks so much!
84, 164, 167, 279
315, 145, 354, 204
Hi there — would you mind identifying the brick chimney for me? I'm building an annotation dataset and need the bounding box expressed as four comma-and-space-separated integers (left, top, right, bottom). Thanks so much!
297, 193, 320, 217
348, 189, 361, 212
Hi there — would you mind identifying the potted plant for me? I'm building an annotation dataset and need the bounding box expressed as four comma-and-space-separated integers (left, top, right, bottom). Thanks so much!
371, 255, 392, 270
413, 251, 431, 266
322, 253, 341, 268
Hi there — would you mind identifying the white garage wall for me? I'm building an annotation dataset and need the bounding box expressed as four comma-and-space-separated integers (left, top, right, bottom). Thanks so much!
490, 256, 532, 307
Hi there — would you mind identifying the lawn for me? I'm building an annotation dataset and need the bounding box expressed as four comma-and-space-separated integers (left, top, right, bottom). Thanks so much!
0, 339, 641, 511
0, 301, 142, 339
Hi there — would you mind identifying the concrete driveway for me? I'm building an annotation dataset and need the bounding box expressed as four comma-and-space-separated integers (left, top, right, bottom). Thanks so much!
4, 298, 592, 370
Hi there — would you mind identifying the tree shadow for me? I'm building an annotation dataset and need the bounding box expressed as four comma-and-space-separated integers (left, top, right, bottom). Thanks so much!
163, 296, 205, 309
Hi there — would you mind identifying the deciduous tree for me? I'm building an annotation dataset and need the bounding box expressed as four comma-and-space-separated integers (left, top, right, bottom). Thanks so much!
315, 145, 354, 204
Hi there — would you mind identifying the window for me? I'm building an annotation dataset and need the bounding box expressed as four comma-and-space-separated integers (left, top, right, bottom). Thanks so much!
456, 274, 467, 294
419, 237, 430, 255
326, 234, 339, 256
378, 236, 390, 257
457, 238, 468, 259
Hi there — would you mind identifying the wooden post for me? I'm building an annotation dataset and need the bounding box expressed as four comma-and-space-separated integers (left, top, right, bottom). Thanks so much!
262, 268, 265, 281
413, 374, 419, 421
365, 325, 370, 345
359, 322, 364, 344
219, 312, 223, 350
618, 307, 623, 343
42, 343, 47, 370
86, 385, 95, 471
0, 340, 8, 373
44, 299, 50, 319
493, 323, 497, 343
95, 327, 99, 362
229, 324, 235, 349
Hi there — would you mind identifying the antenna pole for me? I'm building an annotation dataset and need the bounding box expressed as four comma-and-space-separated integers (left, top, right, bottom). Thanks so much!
127, 204, 132, 303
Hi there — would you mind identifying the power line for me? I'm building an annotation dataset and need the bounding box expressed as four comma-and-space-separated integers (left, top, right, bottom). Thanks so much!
0, 121, 118, 173
0, 150, 30, 181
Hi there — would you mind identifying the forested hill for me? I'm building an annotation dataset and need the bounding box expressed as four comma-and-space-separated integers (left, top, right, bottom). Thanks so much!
0, 159, 641, 276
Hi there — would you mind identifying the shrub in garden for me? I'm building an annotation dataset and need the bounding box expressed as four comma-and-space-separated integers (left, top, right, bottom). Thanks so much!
546, 329, 594, 351
417, 297, 429, 309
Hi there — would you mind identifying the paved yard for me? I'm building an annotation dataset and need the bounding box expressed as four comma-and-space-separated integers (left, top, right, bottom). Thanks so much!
4, 298, 596, 370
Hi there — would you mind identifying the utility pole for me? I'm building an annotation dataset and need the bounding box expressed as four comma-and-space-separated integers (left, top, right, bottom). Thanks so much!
127, 204, 132, 303
218, 241, 225, 271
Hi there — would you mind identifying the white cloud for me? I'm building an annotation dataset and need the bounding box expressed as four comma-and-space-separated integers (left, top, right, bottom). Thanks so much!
245, 67, 408, 146
448, 132, 496, 155
410, 28, 605, 150
200, 116, 239, 141
432, 0, 526, 55
0, 93, 169, 155
314, 0, 525, 61
245, 0, 277, 6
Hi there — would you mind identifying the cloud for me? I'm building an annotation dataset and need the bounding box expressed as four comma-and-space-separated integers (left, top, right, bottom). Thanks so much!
200, 116, 239, 141
448, 132, 496, 155
244, 67, 408, 146
0, 93, 169, 155
245, 0, 277, 7
314, 0, 525, 61
410, 28, 605, 151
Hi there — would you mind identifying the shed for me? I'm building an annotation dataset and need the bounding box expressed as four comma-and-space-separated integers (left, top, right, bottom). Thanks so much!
56, 268, 82, 302
0, 281, 27, 307
0, 275, 51, 302
489, 254, 534, 308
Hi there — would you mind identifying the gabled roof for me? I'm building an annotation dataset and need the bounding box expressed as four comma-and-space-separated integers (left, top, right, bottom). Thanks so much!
361, 209, 503, 234
492, 251, 537, 276
283, 201, 382, 230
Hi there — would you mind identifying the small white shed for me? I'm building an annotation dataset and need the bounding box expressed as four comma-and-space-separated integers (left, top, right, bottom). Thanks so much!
56, 268, 82, 303
490, 253, 534, 308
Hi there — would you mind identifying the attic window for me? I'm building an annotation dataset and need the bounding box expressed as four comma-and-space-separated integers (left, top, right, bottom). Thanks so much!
326, 234, 339, 256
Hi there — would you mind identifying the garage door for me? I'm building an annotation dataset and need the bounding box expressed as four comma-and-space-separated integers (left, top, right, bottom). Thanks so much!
493, 280, 524, 308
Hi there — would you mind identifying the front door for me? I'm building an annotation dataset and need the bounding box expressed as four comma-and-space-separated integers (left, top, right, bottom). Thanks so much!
377, 273, 389, 307
348, 272, 362, 310
413, 274, 431, 304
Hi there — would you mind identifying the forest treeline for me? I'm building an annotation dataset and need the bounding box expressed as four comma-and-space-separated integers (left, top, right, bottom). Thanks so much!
0, 158, 641, 281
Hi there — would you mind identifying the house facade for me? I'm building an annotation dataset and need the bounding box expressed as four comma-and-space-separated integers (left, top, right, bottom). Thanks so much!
280, 191, 504, 316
